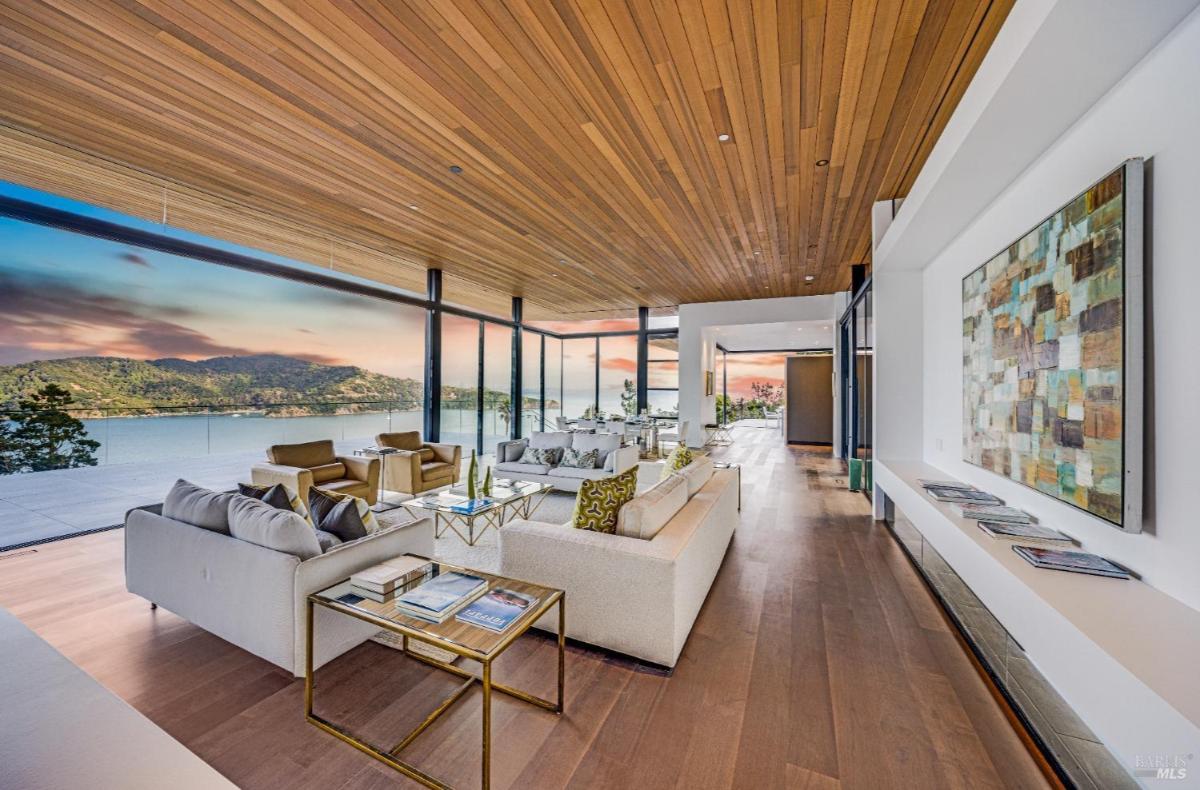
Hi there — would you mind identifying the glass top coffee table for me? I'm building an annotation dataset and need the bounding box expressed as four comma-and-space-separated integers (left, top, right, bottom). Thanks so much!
305, 557, 565, 790
401, 479, 553, 546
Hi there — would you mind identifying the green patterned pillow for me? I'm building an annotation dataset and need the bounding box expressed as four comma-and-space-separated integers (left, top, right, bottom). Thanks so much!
660, 444, 695, 480
572, 467, 639, 534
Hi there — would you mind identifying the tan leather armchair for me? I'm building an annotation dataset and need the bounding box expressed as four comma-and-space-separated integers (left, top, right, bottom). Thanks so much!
375, 431, 461, 495
251, 439, 379, 506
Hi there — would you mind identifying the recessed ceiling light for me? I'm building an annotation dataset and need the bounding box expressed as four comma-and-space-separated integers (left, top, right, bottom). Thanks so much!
449, 165, 464, 174
805, 275, 816, 281
408, 204, 419, 210
816, 159, 829, 167
717, 133, 731, 142
753, 250, 761, 256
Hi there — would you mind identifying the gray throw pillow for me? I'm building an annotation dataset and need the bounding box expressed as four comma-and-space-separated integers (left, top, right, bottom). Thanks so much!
308, 488, 369, 543
315, 530, 344, 552
560, 447, 599, 468
503, 441, 528, 462
163, 479, 235, 534
227, 495, 321, 560
237, 482, 294, 512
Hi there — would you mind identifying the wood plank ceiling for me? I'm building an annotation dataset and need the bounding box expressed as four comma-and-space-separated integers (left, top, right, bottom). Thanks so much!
0, 0, 1012, 319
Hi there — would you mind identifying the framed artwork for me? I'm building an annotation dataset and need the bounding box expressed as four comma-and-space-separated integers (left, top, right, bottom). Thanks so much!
962, 159, 1143, 531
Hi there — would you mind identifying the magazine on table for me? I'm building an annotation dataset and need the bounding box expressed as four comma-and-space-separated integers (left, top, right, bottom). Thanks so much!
978, 520, 1072, 545
1012, 546, 1129, 579
456, 588, 537, 632
394, 572, 488, 622
956, 504, 1033, 524
448, 498, 494, 515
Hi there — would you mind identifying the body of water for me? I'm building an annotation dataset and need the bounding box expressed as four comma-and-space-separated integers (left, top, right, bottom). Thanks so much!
76, 408, 528, 466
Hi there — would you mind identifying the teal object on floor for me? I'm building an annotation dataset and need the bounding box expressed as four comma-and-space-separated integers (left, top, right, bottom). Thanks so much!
848, 458, 862, 491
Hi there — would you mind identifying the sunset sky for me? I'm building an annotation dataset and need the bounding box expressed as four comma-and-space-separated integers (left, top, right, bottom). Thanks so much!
0, 181, 641, 412
722, 353, 787, 401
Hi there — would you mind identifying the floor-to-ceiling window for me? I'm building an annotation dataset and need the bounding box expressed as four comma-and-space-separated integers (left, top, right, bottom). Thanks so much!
440, 313, 480, 453
562, 337, 597, 418
838, 279, 873, 498
482, 322, 512, 454
544, 335, 563, 428
521, 331, 543, 437
646, 335, 679, 415
598, 334, 638, 419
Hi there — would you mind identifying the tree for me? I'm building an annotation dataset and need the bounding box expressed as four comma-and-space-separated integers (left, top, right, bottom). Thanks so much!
750, 380, 784, 410
620, 378, 637, 418
3, 384, 100, 473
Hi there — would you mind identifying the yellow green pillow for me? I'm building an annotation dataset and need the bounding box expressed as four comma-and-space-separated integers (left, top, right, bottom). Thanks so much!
572, 467, 638, 534
661, 444, 695, 480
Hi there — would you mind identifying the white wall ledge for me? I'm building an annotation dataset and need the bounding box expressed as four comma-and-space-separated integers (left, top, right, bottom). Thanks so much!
876, 458, 1200, 782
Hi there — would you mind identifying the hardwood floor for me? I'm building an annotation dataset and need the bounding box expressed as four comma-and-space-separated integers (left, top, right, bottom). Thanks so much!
0, 427, 1049, 789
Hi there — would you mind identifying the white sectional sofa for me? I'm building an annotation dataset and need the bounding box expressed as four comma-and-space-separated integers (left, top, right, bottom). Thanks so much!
498, 457, 738, 667
125, 490, 434, 677
495, 431, 639, 492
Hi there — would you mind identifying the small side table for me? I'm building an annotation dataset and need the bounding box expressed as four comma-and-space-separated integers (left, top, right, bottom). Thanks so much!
354, 446, 405, 513
713, 461, 741, 511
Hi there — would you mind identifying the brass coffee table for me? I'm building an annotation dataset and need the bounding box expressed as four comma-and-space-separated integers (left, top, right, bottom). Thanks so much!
401, 480, 553, 546
305, 559, 565, 790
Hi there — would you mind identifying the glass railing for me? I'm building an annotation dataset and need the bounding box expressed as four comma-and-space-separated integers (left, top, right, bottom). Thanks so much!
0, 399, 424, 473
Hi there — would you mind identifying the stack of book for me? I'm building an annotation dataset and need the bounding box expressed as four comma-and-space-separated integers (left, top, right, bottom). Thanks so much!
394, 571, 488, 623
1013, 546, 1130, 579
350, 556, 432, 601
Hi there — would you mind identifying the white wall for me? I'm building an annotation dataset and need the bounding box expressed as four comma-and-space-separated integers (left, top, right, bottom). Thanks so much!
678, 294, 836, 446
920, 9, 1200, 611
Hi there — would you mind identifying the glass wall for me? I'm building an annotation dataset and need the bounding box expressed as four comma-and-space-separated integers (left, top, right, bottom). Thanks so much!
482, 322, 512, 453
520, 331, 543, 437
646, 335, 678, 415
562, 338, 597, 419
440, 313, 479, 452
838, 281, 873, 499
544, 335, 563, 428
598, 334, 638, 419
0, 210, 428, 474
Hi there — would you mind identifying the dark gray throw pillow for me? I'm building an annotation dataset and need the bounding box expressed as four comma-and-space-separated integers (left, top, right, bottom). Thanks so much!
308, 488, 369, 543
238, 482, 294, 512
163, 479, 234, 534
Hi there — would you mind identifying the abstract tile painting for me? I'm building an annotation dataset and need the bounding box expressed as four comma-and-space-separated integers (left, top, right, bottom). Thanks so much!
962, 164, 1139, 527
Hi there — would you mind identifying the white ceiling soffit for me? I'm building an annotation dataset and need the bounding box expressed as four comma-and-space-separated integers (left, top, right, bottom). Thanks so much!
712, 321, 833, 352
874, 0, 1200, 272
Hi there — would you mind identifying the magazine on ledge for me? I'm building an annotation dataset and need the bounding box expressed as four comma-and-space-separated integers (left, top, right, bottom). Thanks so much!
925, 486, 1003, 504
978, 520, 1072, 545
456, 588, 537, 632
1012, 546, 1129, 579
956, 504, 1034, 524
918, 478, 978, 492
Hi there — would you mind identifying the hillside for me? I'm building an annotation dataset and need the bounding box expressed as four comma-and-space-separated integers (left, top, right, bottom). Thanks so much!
0, 354, 426, 414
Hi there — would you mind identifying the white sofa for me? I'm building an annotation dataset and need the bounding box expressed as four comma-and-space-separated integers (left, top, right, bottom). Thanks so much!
125, 501, 434, 677
495, 431, 639, 492
499, 457, 738, 667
